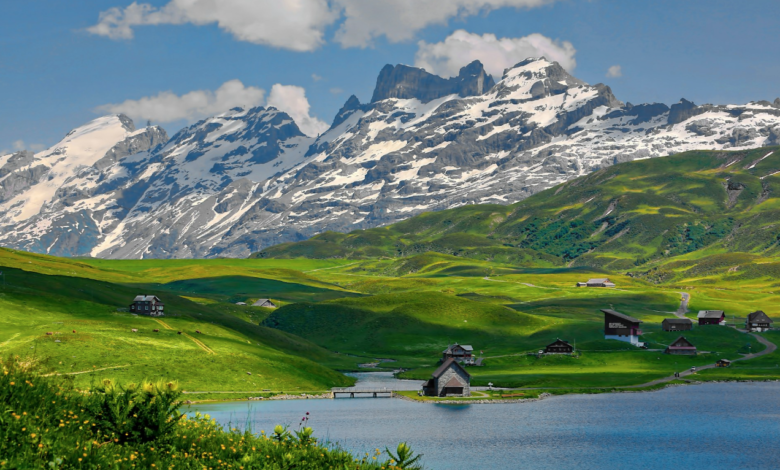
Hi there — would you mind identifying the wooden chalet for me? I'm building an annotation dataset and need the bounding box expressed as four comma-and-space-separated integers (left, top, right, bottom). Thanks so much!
442, 343, 474, 362
602, 309, 644, 346
422, 358, 471, 397
716, 359, 732, 367
745, 311, 774, 332
544, 339, 574, 354
252, 299, 278, 308
665, 336, 697, 355
577, 278, 616, 288
697, 310, 725, 326
662, 318, 693, 332
129, 295, 164, 317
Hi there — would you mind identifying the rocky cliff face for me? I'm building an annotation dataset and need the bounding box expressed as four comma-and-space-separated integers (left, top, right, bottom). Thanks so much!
3, 58, 780, 258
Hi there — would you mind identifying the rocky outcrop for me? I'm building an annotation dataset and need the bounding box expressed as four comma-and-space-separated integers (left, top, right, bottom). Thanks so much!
370, 60, 495, 103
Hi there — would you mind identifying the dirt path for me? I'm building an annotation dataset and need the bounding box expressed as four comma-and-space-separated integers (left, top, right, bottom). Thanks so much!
153, 318, 215, 355
42, 365, 130, 377
675, 292, 690, 318
634, 332, 775, 388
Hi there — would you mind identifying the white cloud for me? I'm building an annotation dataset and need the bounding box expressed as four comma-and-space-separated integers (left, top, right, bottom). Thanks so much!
267, 84, 329, 137
96, 80, 327, 137
606, 65, 623, 78
311, 74, 323, 82
415, 30, 576, 78
95, 80, 266, 123
333, 0, 555, 48
329, 87, 344, 95
89, 0, 556, 50
87, 0, 339, 52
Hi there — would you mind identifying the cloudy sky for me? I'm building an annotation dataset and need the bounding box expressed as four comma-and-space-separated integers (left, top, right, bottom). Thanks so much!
1, 0, 778, 153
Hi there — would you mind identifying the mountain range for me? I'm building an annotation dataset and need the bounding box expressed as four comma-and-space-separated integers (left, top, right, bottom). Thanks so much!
2, 57, 780, 259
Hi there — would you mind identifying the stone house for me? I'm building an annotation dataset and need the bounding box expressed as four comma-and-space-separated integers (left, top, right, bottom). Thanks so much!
422, 358, 471, 397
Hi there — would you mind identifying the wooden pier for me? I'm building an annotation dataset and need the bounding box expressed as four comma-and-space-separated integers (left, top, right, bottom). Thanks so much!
331, 387, 398, 398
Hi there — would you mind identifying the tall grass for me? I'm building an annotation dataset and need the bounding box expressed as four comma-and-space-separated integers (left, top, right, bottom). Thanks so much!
0, 356, 422, 469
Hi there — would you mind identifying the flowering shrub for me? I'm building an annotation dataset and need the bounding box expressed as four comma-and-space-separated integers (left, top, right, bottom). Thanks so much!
0, 356, 423, 469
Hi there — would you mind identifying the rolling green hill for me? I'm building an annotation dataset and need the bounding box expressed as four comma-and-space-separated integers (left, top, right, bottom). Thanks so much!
255, 147, 780, 286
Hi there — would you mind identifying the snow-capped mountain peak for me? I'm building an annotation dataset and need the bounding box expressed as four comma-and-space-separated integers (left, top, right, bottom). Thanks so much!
2, 61, 780, 258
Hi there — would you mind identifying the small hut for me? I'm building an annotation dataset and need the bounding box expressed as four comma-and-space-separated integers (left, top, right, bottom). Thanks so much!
252, 299, 278, 308
697, 310, 725, 326
130, 295, 165, 317
578, 278, 615, 288
665, 336, 697, 355
662, 318, 693, 332
422, 358, 471, 397
716, 359, 732, 367
544, 339, 574, 354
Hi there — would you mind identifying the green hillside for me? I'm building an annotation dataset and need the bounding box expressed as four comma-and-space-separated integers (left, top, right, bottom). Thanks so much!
255, 147, 780, 286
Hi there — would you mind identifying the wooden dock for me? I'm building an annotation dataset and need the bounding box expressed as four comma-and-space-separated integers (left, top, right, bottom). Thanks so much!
331, 387, 399, 398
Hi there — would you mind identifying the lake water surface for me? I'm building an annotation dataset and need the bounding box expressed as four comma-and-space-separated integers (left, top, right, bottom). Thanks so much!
190, 374, 780, 470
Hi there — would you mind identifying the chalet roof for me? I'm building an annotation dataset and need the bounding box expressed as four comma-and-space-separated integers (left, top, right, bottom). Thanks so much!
443, 343, 474, 353
747, 311, 774, 323
669, 336, 695, 348
601, 309, 642, 324
698, 310, 725, 319
717, 359, 732, 364
662, 318, 692, 324
133, 295, 161, 302
432, 358, 471, 379
252, 299, 275, 306
546, 338, 572, 347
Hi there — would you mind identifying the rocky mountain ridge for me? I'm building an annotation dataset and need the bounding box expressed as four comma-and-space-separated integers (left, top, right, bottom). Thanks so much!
2, 58, 780, 258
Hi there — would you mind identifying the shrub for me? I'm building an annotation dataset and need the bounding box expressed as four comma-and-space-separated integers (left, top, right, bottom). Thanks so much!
0, 356, 423, 469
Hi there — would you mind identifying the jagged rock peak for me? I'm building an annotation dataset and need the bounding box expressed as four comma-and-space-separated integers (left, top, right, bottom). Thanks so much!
370, 60, 495, 103
331, 95, 364, 128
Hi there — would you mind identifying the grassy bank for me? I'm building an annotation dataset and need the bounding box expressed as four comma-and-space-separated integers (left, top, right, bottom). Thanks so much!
0, 357, 422, 469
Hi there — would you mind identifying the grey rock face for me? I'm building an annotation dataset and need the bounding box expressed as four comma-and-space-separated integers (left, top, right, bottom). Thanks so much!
3, 58, 780, 259
370, 60, 495, 103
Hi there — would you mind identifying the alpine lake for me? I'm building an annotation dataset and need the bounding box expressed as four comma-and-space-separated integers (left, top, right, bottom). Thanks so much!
189, 372, 780, 470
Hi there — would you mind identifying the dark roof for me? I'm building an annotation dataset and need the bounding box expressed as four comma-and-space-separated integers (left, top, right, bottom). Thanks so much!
133, 295, 160, 302
432, 358, 470, 379
546, 338, 572, 347
662, 318, 692, 324
697, 310, 724, 319
669, 336, 695, 348
252, 299, 276, 306
747, 311, 773, 323
601, 309, 642, 324
717, 359, 732, 364
443, 343, 474, 353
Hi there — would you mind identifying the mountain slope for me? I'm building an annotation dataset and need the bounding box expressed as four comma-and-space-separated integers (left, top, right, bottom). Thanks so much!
257, 146, 780, 282
3, 58, 780, 259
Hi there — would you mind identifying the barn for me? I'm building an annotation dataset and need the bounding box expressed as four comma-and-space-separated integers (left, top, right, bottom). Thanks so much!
697, 310, 725, 326
422, 358, 471, 397
662, 318, 693, 332
252, 299, 278, 308
442, 343, 474, 362
602, 309, 644, 346
544, 339, 574, 354
129, 295, 165, 317
745, 311, 774, 332
665, 336, 697, 355
578, 278, 616, 288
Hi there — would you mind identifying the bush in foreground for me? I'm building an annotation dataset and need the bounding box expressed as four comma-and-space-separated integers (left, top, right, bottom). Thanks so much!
0, 357, 422, 469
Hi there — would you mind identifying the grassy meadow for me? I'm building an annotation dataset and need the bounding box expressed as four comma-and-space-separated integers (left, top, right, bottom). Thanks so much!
3, 148, 780, 395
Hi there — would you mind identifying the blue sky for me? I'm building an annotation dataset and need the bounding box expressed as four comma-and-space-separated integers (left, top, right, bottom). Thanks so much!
1, 0, 778, 153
